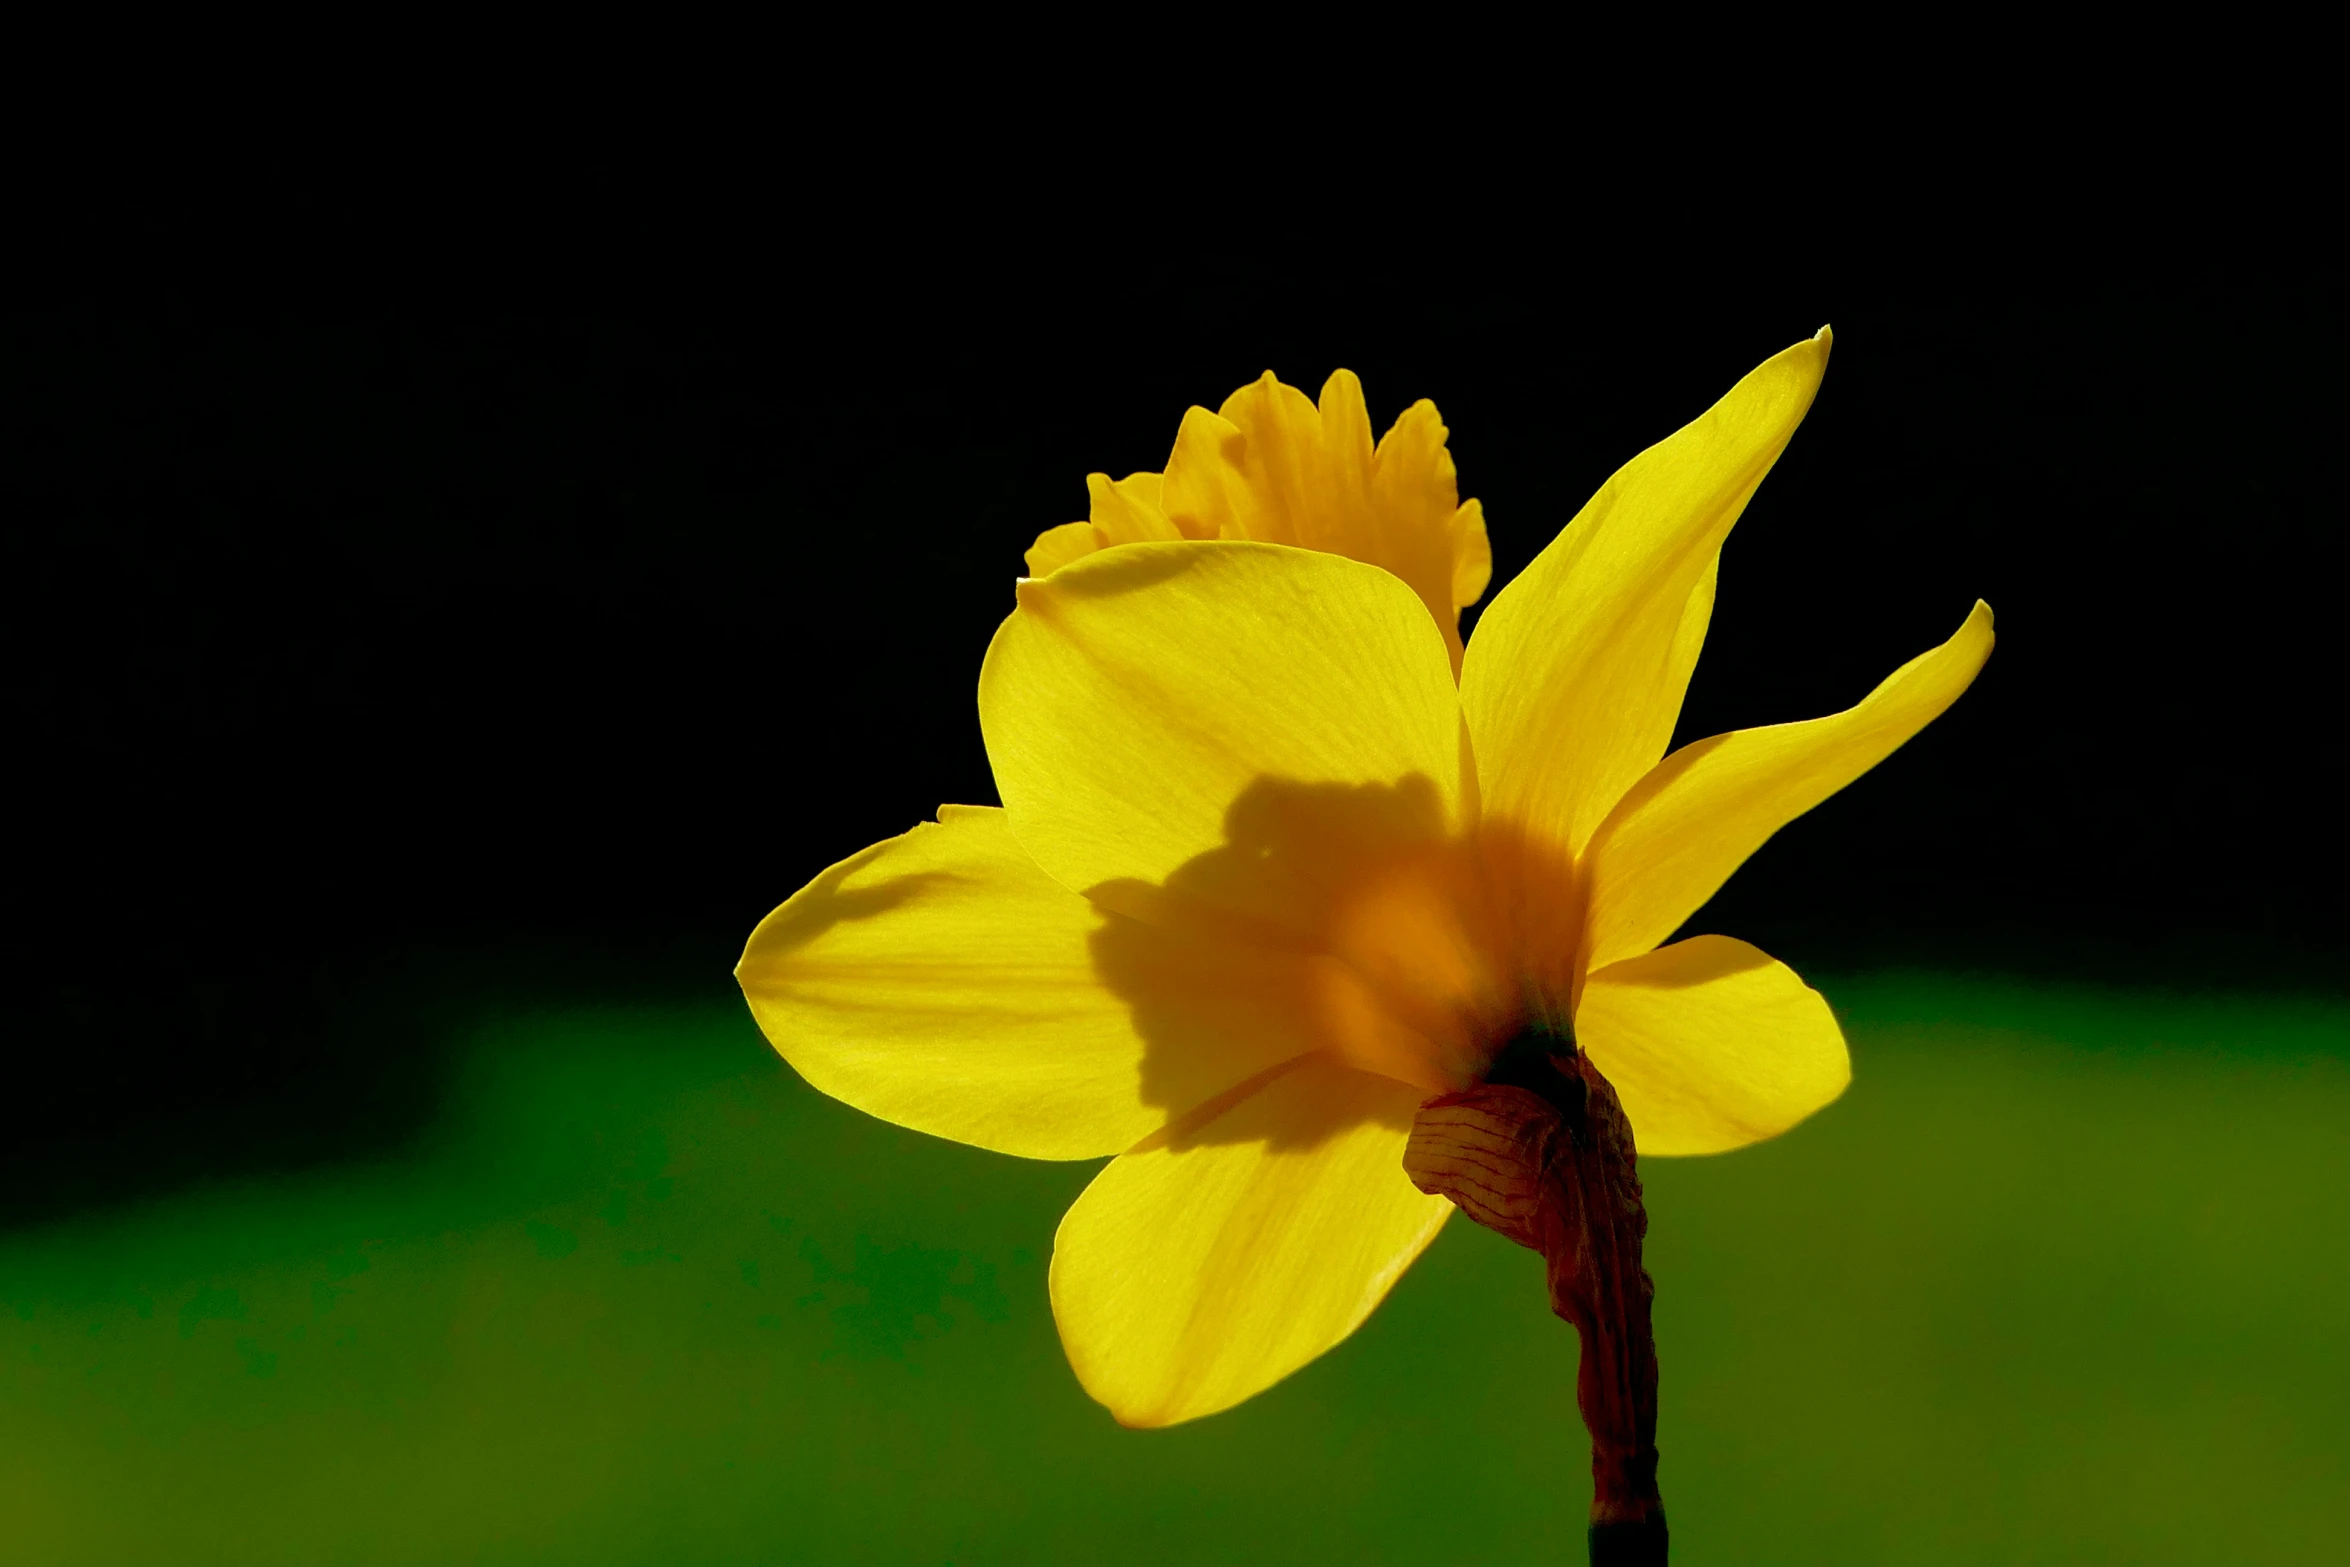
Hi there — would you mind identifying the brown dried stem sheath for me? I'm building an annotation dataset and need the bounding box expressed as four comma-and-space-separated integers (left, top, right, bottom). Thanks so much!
1403, 1037, 1668, 1566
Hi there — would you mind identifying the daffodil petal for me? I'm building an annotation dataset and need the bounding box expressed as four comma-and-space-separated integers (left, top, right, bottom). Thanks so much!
1576, 936, 1848, 1156
980, 541, 1467, 938
1051, 1055, 1451, 1426
1448, 498, 1492, 610
1024, 521, 1101, 578
736, 806, 1305, 1160
1024, 473, 1182, 578
1087, 471, 1183, 544
1462, 331, 1832, 857
1582, 601, 1994, 972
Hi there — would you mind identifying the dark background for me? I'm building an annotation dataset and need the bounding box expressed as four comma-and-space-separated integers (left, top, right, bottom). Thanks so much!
6, 255, 2340, 1226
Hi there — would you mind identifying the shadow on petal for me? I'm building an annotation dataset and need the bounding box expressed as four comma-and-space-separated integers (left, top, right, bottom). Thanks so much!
1085, 773, 1581, 1153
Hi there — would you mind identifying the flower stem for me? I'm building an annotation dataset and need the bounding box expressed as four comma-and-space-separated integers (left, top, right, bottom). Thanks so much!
1403, 1034, 1667, 1566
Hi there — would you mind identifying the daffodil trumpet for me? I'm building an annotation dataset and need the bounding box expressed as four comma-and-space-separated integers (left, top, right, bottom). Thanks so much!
738, 329, 1991, 1563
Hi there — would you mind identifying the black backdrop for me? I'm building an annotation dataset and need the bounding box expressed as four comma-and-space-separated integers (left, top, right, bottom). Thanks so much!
6, 260, 2341, 1224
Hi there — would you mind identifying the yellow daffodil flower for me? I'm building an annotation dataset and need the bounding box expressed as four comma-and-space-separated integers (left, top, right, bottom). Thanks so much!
1021, 369, 1492, 675
738, 329, 1992, 1429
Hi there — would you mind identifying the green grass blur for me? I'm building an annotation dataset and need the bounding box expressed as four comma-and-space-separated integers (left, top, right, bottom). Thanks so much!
5, 975, 2345, 1564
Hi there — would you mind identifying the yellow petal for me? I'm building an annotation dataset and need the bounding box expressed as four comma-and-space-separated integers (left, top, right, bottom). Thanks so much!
1448, 498, 1492, 609
1366, 394, 1479, 670
1462, 331, 1832, 858
736, 806, 1306, 1159
980, 541, 1467, 942
1024, 521, 1100, 578
1576, 935, 1849, 1156
1087, 471, 1184, 544
1161, 370, 1483, 672
1582, 601, 1994, 972
1051, 1055, 1451, 1425
1023, 472, 1183, 579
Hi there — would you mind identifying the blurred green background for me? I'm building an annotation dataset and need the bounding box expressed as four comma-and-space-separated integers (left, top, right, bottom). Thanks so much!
9, 970, 2342, 1565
